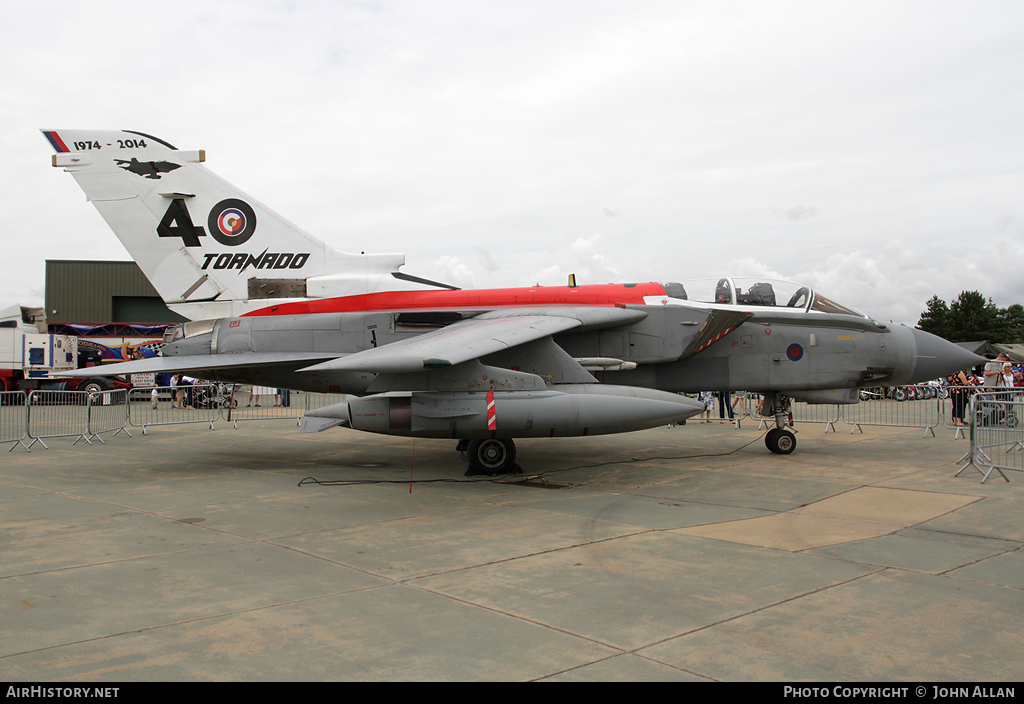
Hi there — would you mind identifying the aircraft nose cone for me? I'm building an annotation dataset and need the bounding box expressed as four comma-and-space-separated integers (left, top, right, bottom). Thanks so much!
910, 328, 986, 382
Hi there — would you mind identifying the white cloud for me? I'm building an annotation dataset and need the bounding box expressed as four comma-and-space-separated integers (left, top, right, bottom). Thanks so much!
421, 255, 477, 290
785, 206, 817, 221
532, 235, 627, 287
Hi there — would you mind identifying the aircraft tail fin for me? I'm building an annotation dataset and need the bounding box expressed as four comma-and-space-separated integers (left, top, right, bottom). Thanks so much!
42, 129, 409, 319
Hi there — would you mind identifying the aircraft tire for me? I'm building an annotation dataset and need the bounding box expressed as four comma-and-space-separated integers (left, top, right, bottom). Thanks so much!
766, 428, 796, 454
466, 438, 517, 475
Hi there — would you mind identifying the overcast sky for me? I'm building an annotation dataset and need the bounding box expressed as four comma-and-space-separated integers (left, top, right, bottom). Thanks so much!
3, 0, 1023, 324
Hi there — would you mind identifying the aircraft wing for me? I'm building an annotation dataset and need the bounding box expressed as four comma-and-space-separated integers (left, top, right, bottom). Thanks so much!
300, 315, 584, 374
301, 306, 648, 374
55, 352, 338, 378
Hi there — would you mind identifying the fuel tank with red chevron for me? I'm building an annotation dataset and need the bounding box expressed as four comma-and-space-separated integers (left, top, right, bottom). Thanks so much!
302, 386, 703, 439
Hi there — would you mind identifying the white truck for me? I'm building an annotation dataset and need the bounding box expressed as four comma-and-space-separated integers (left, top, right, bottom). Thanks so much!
0, 304, 131, 394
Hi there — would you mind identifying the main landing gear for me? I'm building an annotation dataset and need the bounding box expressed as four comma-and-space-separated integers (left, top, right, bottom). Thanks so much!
457, 438, 522, 476
762, 392, 797, 455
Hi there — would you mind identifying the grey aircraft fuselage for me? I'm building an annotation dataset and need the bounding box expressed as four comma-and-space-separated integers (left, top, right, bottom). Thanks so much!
159, 302, 968, 401
66, 280, 984, 463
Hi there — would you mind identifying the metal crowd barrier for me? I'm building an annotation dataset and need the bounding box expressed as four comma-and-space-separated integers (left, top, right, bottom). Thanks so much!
25, 390, 92, 448
218, 389, 350, 427
1, 390, 29, 452
87, 389, 131, 443
220, 385, 306, 427
741, 386, 947, 436
128, 384, 220, 434
840, 384, 942, 437
712, 390, 936, 435
5, 386, 351, 447
11, 382, 1024, 483
304, 391, 349, 412
790, 402, 842, 432
940, 385, 1015, 439
943, 385, 973, 438
752, 403, 839, 432
957, 392, 1023, 483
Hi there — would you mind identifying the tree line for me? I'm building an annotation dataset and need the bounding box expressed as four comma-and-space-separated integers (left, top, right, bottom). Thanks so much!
917, 291, 1024, 343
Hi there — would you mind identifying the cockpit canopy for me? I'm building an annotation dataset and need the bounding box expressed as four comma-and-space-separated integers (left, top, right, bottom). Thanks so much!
660, 278, 865, 317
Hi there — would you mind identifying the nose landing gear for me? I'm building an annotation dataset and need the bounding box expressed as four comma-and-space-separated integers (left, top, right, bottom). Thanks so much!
765, 427, 797, 454
761, 392, 797, 454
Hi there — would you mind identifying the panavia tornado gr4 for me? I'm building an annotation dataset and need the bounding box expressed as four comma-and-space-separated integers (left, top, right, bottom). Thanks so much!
43, 129, 983, 473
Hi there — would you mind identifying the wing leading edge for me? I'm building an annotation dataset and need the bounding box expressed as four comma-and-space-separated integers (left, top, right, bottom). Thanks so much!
299, 306, 648, 374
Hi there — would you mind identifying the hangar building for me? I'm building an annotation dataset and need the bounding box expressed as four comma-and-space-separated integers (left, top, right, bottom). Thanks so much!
45, 260, 186, 325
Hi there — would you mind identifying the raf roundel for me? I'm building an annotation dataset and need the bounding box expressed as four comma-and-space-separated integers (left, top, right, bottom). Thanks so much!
787, 343, 804, 362
208, 199, 257, 246
218, 208, 246, 236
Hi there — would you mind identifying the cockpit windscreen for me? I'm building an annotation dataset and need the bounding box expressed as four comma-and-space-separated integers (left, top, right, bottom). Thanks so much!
809, 293, 863, 316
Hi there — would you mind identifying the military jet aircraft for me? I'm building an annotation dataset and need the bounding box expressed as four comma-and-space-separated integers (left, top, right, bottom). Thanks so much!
43, 129, 983, 472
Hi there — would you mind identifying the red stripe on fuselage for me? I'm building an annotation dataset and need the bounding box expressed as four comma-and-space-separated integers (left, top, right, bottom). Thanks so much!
243, 282, 667, 317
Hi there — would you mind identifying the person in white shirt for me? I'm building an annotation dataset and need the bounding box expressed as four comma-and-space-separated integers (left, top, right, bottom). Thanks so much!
984, 353, 1010, 386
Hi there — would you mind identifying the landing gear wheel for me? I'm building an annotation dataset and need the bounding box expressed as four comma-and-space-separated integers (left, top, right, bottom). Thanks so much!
465, 438, 519, 476
766, 428, 797, 454
774, 429, 796, 454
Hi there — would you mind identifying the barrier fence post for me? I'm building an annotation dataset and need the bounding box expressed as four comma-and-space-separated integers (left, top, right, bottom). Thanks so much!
955, 395, 980, 477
